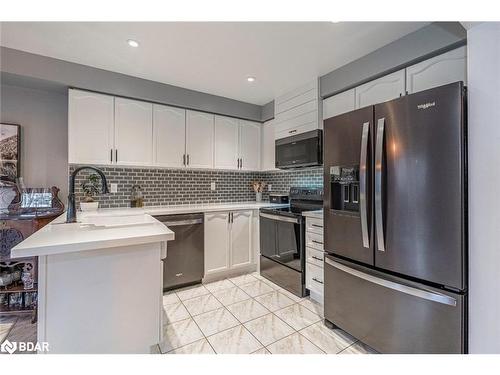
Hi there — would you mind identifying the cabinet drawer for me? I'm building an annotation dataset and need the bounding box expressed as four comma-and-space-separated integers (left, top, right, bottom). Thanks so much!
306, 263, 324, 295
306, 231, 324, 251
275, 121, 318, 140
306, 217, 323, 235
306, 247, 324, 268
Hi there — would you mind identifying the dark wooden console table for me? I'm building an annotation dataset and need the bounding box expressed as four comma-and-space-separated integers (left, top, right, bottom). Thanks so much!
0, 186, 64, 322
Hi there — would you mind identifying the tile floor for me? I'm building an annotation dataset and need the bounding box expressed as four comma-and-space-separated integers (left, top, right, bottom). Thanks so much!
159, 272, 378, 354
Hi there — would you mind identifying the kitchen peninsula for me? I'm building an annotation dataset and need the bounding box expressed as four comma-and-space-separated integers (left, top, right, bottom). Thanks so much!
11, 210, 174, 354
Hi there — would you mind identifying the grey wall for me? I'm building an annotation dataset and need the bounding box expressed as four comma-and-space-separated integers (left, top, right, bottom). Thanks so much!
467, 22, 500, 354
261, 100, 275, 121
0, 83, 69, 200
320, 22, 467, 98
0, 47, 263, 122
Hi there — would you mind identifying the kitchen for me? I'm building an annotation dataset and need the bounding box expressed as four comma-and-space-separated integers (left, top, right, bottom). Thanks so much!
0, 9, 499, 368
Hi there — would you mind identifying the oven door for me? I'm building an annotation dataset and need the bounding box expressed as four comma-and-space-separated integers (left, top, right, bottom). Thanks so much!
275, 130, 322, 169
259, 212, 303, 272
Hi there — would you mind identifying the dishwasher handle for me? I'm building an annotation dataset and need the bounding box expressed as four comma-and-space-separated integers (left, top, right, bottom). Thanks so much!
161, 218, 203, 226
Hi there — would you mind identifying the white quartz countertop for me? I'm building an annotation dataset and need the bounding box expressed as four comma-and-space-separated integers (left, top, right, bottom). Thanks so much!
11, 201, 286, 258
97, 201, 289, 216
302, 210, 323, 219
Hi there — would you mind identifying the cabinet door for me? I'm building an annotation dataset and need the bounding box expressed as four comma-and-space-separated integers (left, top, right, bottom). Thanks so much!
186, 110, 214, 169
204, 212, 230, 276
214, 115, 239, 170
230, 211, 252, 268
114, 98, 153, 166
261, 119, 277, 171
68, 89, 114, 165
322, 89, 355, 120
355, 69, 405, 109
238, 120, 261, 171
406, 46, 467, 94
153, 104, 186, 168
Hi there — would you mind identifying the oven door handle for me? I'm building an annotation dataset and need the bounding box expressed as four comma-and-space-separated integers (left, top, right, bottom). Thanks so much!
259, 212, 300, 224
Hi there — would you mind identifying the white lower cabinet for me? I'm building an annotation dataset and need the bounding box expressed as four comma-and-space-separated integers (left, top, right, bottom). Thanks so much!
204, 212, 230, 275
306, 262, 324, 296
305, 216, 325, 304
204, 210, 254, 278
230, 211, 252, 268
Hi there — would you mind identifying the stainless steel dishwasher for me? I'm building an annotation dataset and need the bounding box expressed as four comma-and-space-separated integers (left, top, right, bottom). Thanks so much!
155, 213, 204, 291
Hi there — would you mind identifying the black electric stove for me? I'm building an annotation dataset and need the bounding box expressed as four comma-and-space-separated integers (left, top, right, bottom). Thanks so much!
260, 187, 323, 297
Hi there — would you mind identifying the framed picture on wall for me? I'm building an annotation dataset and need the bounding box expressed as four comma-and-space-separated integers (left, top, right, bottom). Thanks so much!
0, 123, 21, 183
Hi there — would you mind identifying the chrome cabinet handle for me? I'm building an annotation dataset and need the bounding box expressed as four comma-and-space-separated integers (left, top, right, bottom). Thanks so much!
311, 256, 323, 261
183, 154, 186, 166
115, 149, 118, 163
360, 121, 370, 248
187, 154, 190, 166
325, 258, 457, 306
110, 149, 113, 163
311, 224, 323, 228
375, 118, 385, 252
311, 240, 324, 245
312, 278, 324, 284
289, 129, 297, 134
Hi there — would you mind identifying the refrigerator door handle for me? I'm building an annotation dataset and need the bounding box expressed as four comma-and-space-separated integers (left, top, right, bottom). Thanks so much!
360, 121, 370, 248
325, 258, 457, 307
375, 118, 386, 252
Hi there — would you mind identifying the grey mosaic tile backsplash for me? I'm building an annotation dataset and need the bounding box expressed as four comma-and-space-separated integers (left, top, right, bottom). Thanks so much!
69, 165, 323, 208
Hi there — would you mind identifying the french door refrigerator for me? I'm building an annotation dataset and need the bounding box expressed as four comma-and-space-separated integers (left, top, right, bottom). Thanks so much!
323, 82, 467, 354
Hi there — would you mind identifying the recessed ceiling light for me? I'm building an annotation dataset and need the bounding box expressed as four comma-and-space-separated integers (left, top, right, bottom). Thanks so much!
127, 39, 139, 48
247, 76, 256, 82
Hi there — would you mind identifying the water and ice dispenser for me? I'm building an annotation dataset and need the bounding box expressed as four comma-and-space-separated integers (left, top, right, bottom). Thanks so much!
329, 166, 360, 212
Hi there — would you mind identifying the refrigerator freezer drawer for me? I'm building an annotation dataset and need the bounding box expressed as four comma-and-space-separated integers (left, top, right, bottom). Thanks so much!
324, 256, 466, 353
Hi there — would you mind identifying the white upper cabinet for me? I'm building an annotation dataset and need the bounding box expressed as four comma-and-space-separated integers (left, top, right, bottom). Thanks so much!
68, 89, 114, 165
274, 79, 321, 140
238, 120, 261, 171
355, 69, 405, 108
261, 119, 277, 171
153, 104, 186, 168
114, 98, 153, 166
406, 46, 467, 94
322, 88, 356, 120
186, 110, 215, 169
214, 115, 239, 170
230, 211, 252, 268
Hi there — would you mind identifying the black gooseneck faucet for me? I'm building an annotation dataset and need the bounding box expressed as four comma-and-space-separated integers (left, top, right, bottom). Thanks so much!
66, 166, 109, 223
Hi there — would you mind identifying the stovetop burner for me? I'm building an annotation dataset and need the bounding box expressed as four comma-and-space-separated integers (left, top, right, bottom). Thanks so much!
261, 187, 323, 218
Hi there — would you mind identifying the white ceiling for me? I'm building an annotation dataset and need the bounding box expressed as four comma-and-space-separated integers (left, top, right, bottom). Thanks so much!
0, 22, 428, 105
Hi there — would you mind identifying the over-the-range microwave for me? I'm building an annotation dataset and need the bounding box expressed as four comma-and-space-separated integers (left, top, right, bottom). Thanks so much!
275, 129, 323, 169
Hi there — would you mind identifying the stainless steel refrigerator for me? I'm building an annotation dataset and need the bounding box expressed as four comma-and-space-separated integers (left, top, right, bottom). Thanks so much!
323, 82, 467, 354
